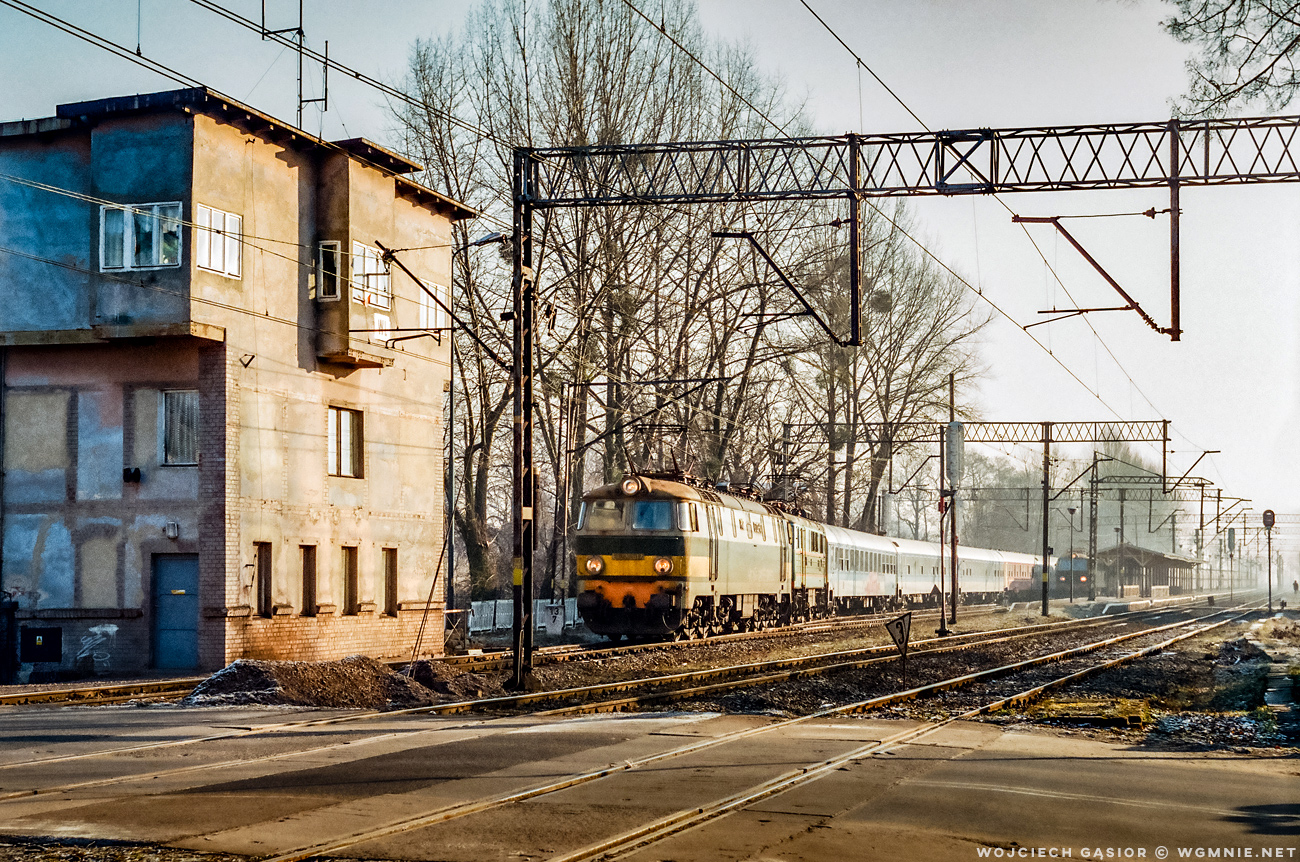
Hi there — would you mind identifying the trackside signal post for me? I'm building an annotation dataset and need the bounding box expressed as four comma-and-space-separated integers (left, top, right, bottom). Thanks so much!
937, 425, 949, 637
1264, 509, 1274, 613
946, 418, 964, 625
1228, 526, 1236, 600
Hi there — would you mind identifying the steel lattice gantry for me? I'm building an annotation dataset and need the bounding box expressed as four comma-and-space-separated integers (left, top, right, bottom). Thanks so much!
506, 114, 1300, 681
521, 116, 1300, 205
869, 420, 1168, 446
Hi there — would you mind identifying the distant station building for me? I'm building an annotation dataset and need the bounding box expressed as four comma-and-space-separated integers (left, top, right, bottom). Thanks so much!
1094, 543, 1199, 598
0, 88, 472, 678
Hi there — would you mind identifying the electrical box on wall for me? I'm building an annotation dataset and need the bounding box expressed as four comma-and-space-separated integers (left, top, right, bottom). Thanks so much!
20, 627, 62, 663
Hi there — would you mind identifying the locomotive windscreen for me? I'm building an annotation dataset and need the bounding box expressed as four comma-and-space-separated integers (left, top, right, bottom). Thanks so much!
631, 501, 674, 530
583, 500, 625, 530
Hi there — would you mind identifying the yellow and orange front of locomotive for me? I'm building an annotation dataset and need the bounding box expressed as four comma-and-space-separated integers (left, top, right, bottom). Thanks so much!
574, 483, 711, 637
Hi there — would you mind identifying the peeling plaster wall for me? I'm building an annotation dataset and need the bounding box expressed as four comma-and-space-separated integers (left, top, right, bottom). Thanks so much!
0, 136, 91, 332
75, 388, 123, 500
1, 342, 201, 675
0, 99, 456, 676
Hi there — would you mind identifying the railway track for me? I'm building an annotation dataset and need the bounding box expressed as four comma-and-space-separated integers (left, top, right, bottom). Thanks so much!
384, 600, 1227, 717
0, 675, 205, 706
248, 601, 1260, 862
0, 600, 1250, 813
0, 597, 1187, 705
438, 602, 999, 670
0, 602, 994, 704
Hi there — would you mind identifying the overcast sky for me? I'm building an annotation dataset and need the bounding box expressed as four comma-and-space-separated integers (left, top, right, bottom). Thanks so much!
2, 0, 1296, 534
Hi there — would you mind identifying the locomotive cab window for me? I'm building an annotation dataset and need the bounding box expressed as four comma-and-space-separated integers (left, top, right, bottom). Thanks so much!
677, 502, 699, 532
632, 500, 674, 530
583, 500, 625, 530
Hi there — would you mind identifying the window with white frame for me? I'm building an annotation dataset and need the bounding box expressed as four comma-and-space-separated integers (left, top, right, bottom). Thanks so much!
100, 202, 182, 271
418, 282, 449, 331
317, 240, 341, 300
194, 204, 242, 278
161, 389, 200, 465
351, 242, 391, 310
327, 405, 363, 478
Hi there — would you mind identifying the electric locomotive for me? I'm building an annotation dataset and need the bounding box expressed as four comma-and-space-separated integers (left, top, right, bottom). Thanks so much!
574, 474, 827, 639
575, 473, 1052, 641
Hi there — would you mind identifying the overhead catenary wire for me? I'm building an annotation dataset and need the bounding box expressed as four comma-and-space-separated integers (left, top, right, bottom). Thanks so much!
607, 0, 1142, 424
0, 242, 456, 370
3, 0, 1201, 479
0, 0, 845, 359
0, 4, 980, 516
791, 0, 1217, 469
0, 0, 516, 235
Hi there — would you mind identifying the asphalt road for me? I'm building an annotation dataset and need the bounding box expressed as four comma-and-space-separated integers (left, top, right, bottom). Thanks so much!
0, 705, 1294, 861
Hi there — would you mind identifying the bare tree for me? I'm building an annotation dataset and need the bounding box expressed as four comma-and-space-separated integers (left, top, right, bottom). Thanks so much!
781, 203, 988, 531
1165, 0, 1300, 115
391, 0, 991, 606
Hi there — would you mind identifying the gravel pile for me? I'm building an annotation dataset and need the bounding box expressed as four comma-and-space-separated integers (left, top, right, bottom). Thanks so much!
407, 660, 508, 701
183, 656, 439, 709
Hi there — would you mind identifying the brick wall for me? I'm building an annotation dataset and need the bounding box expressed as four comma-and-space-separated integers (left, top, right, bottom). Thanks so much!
197, 341, 235, 669
223, 607, 444, 663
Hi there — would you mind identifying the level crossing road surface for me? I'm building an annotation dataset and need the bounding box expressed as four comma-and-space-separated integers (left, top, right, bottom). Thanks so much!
0, 705, 1294, 861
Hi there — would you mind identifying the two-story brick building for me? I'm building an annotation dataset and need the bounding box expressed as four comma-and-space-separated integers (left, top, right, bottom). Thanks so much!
0, 88, 472, 677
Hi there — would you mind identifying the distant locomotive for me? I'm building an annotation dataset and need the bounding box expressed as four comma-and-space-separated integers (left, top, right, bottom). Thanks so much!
574, 474, 1052, 640
1051, 555, 1091, 599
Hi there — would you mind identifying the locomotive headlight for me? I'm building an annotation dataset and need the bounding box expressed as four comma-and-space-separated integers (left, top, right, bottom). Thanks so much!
621, 477, 641, 495
585, 556, 604, 575
653, 557, 673, 575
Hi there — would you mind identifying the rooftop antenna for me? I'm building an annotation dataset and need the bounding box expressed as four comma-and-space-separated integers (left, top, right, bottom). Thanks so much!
262, 0, 328, 129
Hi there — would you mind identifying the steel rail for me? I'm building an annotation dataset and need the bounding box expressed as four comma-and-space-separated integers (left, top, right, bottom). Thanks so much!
530, 605, 1234, 717
396, 604, 1202, 717
0, 598, 1223, 772
0, 676, 205, 706
257, 602, 1258, 862
548, 607, 1259, 862
437, 603, 997, 672
0, 605, 994, 702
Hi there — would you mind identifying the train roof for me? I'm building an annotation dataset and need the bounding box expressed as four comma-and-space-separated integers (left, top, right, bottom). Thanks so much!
585, 475, 778, 516
585, 477, 1056, 565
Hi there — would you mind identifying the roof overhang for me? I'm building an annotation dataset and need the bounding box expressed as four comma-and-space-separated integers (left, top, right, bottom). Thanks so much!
50, 88, 477, 220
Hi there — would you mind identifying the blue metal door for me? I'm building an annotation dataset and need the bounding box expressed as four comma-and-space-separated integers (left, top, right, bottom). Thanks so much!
152, 555, 199, 669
